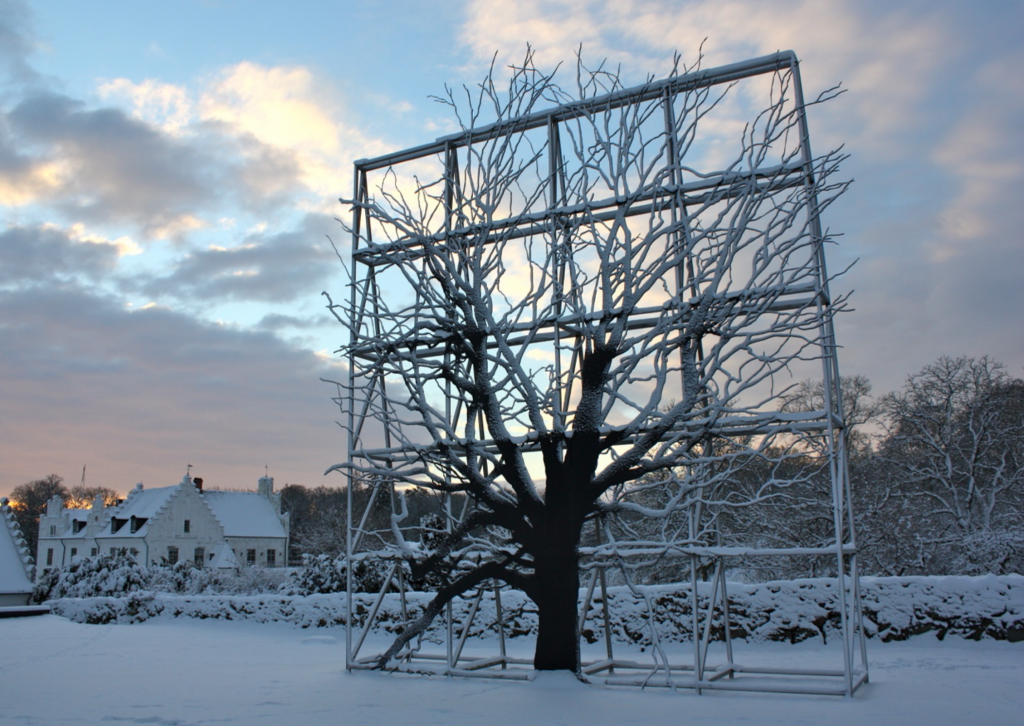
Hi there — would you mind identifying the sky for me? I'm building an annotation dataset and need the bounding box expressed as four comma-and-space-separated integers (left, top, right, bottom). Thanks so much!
1, 0, 1022, 498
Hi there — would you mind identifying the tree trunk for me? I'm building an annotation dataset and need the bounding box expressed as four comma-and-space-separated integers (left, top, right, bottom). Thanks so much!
532, 544, 581, 672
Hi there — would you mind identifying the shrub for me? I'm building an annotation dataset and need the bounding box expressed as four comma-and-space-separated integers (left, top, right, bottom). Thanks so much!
34, 551, 148, 601
288, 554, 390, 595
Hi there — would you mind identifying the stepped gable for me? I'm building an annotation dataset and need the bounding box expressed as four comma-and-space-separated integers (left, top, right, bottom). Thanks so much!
0, 498, 35, 604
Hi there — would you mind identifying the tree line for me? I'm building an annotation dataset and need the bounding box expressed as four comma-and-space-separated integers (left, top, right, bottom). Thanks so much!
658, 355, 1024, 580
10, 355, 1020, 579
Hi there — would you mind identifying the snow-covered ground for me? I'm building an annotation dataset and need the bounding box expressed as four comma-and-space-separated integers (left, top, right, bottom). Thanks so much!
1, 615, 1021, 725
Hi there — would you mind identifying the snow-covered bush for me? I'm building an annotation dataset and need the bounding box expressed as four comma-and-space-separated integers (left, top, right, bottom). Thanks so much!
148, 560, 204, 593
288, 554, 389, 595
289, 554, 345, 594
34, 551, 148, 601
230, 563, 291, 594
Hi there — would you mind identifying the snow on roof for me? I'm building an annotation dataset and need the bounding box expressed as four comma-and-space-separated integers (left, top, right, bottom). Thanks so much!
0, 499, 34, 595
115, 486, 177, 521
97, 485, 178, 538
203, 491, 285, 539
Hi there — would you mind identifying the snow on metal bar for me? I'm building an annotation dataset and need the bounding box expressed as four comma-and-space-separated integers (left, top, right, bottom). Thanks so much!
354, 52, 799, 172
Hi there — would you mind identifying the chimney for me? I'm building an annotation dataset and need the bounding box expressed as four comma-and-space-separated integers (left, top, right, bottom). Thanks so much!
194, 477, 204, 492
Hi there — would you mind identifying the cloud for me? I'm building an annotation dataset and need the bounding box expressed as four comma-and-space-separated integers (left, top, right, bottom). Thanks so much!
6, 92, 223, 238
57, 60, 392, 236
0, 224, 122, 286
459, 0, 951, 157
200, 63, 340, 157
0, 0, 42, 87
0, 123, 63, 205
197, 61, 388, 198
931, 49, 1024, 252
98, 78, 194, 135
134, 213, 340, 304
256, 312, 327, 331
0, 282, 344, 492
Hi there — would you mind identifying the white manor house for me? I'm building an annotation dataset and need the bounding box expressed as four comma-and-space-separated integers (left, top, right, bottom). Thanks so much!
36, 474, 290, 572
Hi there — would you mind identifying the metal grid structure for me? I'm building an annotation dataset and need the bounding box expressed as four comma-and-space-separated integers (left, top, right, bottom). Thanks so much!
334, 51, 868, 695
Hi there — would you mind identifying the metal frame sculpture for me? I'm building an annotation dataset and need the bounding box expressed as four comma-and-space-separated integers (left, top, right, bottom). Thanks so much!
328, 50, 868, 695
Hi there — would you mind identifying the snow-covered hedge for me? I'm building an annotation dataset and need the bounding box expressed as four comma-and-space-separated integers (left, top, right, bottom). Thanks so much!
47, 575, 1024, 643
34, 557, 291, 601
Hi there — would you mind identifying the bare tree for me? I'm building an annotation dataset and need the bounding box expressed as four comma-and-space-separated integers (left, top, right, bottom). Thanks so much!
66, 486, 120, 509
327, 51, 850, 673
875, 356, 1024, 574
10, 474, 68, 557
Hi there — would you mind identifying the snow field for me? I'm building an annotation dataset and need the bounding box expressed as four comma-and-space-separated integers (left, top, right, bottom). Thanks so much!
1, 615, 1022, 725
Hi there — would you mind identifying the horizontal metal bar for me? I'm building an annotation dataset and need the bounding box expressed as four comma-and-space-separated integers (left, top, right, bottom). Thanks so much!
347, 291, 822, 361
350, 411, 842, 462
355, 52, 798, 172
578, 544, 858, 558
592, 670, 867, 695
350, 163, 806, 264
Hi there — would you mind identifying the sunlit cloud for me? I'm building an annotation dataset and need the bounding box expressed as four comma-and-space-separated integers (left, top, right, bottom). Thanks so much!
0, 156, 63, 205
66, 222, 142, 257
97, 78, 194, 135
197, 61, 382, 197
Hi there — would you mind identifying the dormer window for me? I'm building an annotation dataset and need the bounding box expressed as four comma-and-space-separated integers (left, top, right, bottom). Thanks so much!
73, 520, 86, 534
130, 516, 147, 534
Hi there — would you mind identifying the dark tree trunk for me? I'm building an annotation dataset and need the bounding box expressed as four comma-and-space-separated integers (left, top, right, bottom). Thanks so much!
532, 546, 581, 671
529, 423, 601, 673
531, 512, 584, 672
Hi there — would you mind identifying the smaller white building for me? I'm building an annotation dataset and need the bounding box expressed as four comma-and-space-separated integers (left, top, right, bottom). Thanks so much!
36, 475, 289, 573
1, 497, 35, 606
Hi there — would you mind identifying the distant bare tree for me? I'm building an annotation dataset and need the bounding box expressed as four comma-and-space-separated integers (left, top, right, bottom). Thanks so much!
66, 486, 120, 509
10, 474, 68, 557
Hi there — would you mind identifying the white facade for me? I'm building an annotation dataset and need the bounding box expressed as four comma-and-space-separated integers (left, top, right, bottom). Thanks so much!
36, 475, 289, 574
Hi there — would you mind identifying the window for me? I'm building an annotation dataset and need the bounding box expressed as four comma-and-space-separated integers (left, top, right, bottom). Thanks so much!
184, 519, 190, 533
266, 549, 276, 567
90, 547, 97, 556
247, 549, 256, 565
73, 520, 85, 534
167, 546, 179, 565
46, 549, 53, 566
49, 525, 56, 536
194, 547, 205, 568
70, 548, 77, 558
